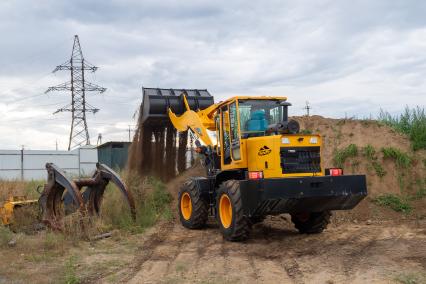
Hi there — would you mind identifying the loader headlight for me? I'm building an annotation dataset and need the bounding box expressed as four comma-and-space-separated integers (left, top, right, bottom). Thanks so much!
309, 137, 318, 144
281, 137, 290, 144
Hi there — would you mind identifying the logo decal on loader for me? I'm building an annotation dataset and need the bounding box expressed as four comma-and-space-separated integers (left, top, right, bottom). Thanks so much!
258, 146, 271, 156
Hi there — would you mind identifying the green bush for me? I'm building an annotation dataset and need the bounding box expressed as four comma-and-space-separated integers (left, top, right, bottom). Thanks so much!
374, 194, 412, 213
381, 147, 412, 169
333, 144, 358, 168
379, 106, 426, 150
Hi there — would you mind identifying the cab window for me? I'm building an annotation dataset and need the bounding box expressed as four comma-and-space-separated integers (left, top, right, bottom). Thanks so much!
221, 105, 232, 165
229, 102, 241, 160
239, 99, 284, 138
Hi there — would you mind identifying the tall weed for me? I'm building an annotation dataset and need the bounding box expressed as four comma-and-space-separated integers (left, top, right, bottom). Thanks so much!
379, 106, 426, 150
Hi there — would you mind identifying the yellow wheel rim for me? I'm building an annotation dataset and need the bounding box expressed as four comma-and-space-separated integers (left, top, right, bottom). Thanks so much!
181, 192, 192, 220
219, 194, 232, 229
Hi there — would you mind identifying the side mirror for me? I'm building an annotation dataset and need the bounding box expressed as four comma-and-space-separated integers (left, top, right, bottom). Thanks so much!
280, 101, 292, 106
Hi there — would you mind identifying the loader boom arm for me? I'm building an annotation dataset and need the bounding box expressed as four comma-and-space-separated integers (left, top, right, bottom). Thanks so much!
168, 95, 219, 147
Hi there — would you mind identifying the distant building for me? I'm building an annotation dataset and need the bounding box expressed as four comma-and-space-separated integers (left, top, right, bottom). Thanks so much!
97, 142, 131, 171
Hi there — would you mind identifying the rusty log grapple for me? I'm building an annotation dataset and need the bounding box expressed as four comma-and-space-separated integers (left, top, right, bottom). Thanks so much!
38, 162, 136, 230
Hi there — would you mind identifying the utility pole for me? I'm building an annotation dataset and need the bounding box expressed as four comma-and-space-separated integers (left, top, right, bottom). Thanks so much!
97, 133, 102, 146
128, 125, 131, 142
46, 35, 106, 150
303, 101, 311, 116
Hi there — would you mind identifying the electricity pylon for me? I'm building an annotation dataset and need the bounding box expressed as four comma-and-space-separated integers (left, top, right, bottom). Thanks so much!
46, 35, 106, 150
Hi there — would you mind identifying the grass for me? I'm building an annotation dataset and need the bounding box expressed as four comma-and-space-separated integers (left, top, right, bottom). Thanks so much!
333, 144, 358, 168
361, 145, 387, 178
379, 106, 426, 151
374, 194, 412, 213
101, 172, 172, 233
300, 129, 313, 134
381, 147, 412, 169
411, 179, 426, 200
64, 256, 80, 284
0, 226, 13, 247
372, 161, 386, 178
362, 145, 376, 161
395, 272, 426, 284
380, 147, 413, 193
0, 179, 44, 201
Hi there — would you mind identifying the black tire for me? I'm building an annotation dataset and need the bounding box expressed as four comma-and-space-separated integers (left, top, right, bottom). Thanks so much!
291, 211, 331, 234
216, 180, 250, 241
178, 179, 208, 229
249, 215, 265, 225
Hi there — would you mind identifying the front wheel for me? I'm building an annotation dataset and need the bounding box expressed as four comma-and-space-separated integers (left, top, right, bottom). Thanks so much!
291, 211, 331, 234
178, 179, 208, 229
216, 180, 250, 241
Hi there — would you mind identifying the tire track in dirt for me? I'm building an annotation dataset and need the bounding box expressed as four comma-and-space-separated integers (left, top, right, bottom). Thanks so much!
97, 217, 426, 284
113, 221, 175, 284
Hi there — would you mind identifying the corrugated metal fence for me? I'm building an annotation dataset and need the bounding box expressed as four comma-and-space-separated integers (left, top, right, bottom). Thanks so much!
0, 146, 98, 180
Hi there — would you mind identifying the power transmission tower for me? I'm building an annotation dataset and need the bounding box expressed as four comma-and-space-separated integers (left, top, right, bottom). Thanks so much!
46, 35, 106, 150
303, 101, 311, 116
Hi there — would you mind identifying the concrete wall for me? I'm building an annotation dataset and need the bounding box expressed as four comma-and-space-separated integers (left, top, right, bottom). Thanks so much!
0, 146, 98, 180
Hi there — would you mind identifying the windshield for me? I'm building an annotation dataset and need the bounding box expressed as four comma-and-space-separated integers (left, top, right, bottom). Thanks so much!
238, 99, 285, 138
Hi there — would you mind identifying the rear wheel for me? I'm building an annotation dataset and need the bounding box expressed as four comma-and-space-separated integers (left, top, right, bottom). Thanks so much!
291, 211, 331, 234
216, 180, 250, 241
178, 179, 208, 229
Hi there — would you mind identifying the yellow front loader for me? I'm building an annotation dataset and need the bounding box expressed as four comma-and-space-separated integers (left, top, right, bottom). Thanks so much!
141, 89, 367, 241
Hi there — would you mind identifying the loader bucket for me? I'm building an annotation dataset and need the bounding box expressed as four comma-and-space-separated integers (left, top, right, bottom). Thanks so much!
141, 88, 214, 126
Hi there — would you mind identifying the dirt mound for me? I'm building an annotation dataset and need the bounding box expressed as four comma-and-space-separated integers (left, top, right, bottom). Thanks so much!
295, 115, 426, 221
295, 115, 426, 194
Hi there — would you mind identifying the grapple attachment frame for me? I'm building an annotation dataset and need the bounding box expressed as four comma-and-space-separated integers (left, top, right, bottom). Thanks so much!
39, 162, 135, 230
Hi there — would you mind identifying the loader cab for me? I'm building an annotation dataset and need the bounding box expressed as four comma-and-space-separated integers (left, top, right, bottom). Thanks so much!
216, 98, 288, 171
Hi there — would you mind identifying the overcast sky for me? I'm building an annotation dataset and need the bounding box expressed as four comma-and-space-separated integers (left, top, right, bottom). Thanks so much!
0, 0, 425, 150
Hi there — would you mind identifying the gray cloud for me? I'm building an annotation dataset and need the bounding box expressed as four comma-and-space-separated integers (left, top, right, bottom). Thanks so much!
0, 0, 425, 149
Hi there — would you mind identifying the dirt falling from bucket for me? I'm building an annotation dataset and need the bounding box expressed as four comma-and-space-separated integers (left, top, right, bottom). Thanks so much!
128, 106, 192, 182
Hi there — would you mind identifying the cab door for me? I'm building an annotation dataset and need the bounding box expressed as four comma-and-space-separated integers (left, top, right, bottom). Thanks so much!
219, 100, 246, 170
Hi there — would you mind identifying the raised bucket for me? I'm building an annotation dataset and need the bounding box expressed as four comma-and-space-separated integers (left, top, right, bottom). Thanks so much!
141, 88, 214, 126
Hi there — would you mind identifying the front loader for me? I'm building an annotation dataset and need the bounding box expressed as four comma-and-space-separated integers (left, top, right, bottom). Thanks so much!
141, 88, 367, 241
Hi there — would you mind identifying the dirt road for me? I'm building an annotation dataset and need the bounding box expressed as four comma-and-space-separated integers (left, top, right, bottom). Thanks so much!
100, 217, 426, 284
